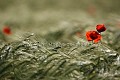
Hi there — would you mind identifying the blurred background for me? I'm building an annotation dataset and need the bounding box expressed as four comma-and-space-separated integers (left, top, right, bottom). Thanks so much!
0, 0, 120, 42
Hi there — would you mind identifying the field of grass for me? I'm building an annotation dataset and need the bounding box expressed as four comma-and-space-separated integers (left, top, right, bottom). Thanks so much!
0, 0, 120, 80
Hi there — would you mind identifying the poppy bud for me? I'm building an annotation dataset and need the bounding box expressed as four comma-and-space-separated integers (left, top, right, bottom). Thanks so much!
96, 24, 106, 33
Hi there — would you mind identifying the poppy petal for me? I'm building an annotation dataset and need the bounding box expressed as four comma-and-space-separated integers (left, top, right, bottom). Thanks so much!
86, 31, 93, 41
94, 34, 101, 43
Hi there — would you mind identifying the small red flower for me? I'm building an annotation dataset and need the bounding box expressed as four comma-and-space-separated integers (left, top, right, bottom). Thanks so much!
2, 26, 12, 35
86, 31, 101, 43
96, 24, 106, 33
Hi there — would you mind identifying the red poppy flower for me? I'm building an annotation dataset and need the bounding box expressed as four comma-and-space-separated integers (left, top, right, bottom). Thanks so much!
96, 24, 106, 33
2, 26, 12, 35
86, 31, 101, 43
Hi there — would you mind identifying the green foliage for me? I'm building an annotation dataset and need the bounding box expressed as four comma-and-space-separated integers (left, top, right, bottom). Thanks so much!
0, 33, 119, 80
